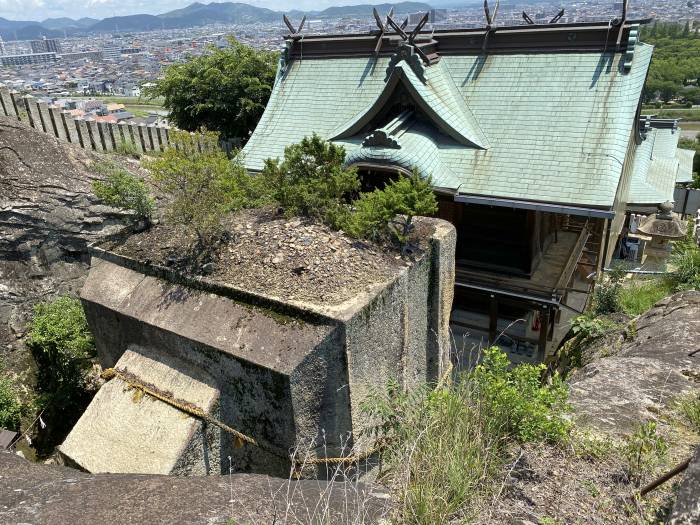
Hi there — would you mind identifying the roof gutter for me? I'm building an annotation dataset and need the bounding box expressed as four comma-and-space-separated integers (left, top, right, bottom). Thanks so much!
453, 194, 615, 219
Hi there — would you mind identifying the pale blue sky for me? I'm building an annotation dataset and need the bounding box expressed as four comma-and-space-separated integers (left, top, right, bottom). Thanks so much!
0, 0, 359, 21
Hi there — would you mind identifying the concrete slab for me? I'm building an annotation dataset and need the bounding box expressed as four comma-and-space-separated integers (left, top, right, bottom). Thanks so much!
59, 345, 220, 475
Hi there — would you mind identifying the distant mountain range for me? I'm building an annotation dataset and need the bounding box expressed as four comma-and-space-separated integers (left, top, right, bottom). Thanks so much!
0, 1, 433, 41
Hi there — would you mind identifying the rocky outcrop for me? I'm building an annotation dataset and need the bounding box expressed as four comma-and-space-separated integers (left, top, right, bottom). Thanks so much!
671, 446, 700, 525
0, 115, 132, 373
568, 291, 700, 436
0, 451, 390, 525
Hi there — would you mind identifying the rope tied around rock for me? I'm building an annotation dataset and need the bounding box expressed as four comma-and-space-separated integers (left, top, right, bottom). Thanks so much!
101, 367, 257, 447
100, 367, 379, 466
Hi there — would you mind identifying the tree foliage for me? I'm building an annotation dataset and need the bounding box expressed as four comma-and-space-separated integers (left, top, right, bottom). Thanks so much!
27, 297, 95, 412
261, 133, 360, 220
347, 172, 438, 250
146, 37, 277, 140
145, 130, 263, 246
259, 135, 438, 250
679, 137, 700, 187
0, 360, 24, 431
641, 23, 700, 104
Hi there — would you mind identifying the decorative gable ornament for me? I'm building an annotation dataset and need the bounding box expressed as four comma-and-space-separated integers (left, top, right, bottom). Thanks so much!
386, 44, 426, 83
623, 24, 640, 72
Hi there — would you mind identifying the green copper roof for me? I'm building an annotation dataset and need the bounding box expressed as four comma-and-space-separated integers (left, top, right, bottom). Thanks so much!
331, 59, 488, 149
629, 127, 681, 205
243, 43, 653, 208
676, 148, 696, 183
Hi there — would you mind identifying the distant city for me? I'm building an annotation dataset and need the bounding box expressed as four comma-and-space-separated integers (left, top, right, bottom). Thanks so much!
0, 0, 697, 125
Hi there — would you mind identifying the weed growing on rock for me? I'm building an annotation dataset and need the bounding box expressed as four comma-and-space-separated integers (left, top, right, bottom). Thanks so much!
669, 238, 700, 291
593, 265, 626, 315
675, 394, 700, 433
92, 161, 155, 222
623, 421, 669, 486
0, 359, 25, 431
360, 347, 571, 523
619, 277, 674, 316
114, 138, 141, 158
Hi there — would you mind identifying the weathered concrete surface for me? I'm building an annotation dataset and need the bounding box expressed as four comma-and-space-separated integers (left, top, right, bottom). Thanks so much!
65, 218, 456, 476
0, 452, 390, 525
59, 346, 221, 475
568, 291, 700, 435
670, 445, 700, 525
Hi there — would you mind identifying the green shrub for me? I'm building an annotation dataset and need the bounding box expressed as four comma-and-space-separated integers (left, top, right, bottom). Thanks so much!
593, 265, 626, 314
623, 420, 669, 486
346, 172, 437, 250
261, 133, 360, 221
0, 360, 24, 431
361, 347, 570, 523
564, 314, 619, 367
145, 130, 260, 246
468, 347, 571, 444
92, 163, 155, 221
571, 314, 617, 340
27, 296, 95, 413
669, 239, 700, 291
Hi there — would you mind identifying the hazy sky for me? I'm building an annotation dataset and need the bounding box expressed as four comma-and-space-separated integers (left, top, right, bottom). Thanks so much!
0, 0, 380, 20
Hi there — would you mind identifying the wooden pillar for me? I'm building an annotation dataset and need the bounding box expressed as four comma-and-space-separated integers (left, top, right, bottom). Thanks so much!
537, 306, 551, 362
488, 294, 498, 345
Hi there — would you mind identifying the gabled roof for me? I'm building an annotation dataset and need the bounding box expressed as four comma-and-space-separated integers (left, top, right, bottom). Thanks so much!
330, 58, 488, 149
242, 22, 652, 209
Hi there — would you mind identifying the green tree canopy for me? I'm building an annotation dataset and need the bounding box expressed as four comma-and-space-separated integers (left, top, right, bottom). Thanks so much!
146, 37, 277, 140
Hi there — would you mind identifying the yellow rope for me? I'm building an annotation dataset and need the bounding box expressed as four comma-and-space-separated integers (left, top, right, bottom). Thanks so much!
100, 367, 379, 465
101, 367, 257, 446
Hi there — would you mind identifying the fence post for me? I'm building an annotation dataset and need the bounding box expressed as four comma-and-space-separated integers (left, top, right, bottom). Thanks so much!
37, 101, 53, 135
48, 106, 67, 141
87, 120, 104, 151
22, 95, 42, 130
0, 84, 17, 118
62, 112, 80, 144
10, 91, 23, 121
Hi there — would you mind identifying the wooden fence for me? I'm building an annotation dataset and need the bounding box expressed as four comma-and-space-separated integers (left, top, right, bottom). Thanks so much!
0, 84, 172, 154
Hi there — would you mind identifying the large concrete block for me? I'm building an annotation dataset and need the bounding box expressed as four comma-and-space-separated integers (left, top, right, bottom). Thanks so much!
68, 218, 455, 477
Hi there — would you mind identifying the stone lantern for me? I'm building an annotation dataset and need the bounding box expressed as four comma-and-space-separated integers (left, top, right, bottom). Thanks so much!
636, 201, 686, 271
